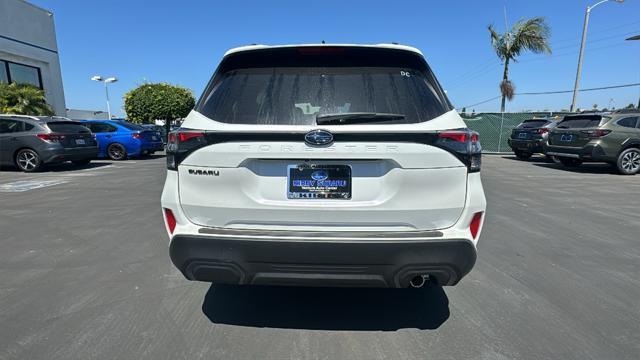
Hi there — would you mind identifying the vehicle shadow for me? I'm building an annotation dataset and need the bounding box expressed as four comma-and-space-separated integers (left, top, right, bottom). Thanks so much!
134, 153, 166, 161
501, 155, 551, 163
532, 162, 617, 174
202, 284, 450, 331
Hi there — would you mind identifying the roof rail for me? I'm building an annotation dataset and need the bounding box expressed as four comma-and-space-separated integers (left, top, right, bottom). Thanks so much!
0, 114, 42, 121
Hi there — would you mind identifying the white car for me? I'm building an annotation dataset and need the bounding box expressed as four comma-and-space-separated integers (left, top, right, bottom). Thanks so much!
161, 44, 486, 288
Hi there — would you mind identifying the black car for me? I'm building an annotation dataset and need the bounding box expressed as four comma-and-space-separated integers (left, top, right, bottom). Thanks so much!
0, 114, 98, 172
508, 118, 558, 160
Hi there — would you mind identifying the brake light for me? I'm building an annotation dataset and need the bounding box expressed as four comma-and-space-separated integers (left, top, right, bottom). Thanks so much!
132, 133, 143, 139
536, 128, 549, 135
297, 47, 345, 55
581, 129, 611, 138
435, 129, 482, 173
469, 212, 483, 239
178, 132, 205, 142
37, 133, 66, 142
166, 130, 209, 170
163, 208, 176, 234
438, 131, 469, 142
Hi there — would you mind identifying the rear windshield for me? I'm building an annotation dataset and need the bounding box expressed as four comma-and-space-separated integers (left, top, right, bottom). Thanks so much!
197, 47, 451, 125
557, 115, 605, 129
46, 122, 91, 133
518, 120, 549, 129
116, 121, 145, 130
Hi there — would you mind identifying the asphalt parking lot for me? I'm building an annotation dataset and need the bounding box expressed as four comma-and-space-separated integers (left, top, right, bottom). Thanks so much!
1, 154, 639, 360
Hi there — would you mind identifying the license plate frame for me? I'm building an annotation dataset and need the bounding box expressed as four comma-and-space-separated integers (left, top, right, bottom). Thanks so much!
560, 134, 574, 142
75, 138, 86, 145
287, 164, 352, 200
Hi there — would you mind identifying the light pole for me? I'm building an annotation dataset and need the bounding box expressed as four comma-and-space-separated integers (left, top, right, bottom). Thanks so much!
570, 0, 624, 112
626, 35, 640, 109
91, 75, 118, 119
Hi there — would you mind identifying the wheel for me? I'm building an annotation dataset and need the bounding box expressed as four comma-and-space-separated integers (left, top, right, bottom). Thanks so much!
15, 149, 42, 172
616, 148, 640, 175
545, 155, 560, 163
514, 150, 532, 160
559, 157, 582, 167
72, 159, 91, 166
107, 143, 127, 160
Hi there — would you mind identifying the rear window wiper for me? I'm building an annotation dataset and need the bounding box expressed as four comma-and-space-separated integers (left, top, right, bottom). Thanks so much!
316, 112, 405, 125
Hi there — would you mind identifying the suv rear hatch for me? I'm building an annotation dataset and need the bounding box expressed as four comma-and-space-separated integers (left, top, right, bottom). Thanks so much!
549, 115, 606, 147
512, 119, 550, 140
173, 46, 478, 232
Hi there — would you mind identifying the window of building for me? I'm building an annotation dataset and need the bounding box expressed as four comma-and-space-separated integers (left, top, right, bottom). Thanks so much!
0, 61, 8, 83
0, 60, 43, 89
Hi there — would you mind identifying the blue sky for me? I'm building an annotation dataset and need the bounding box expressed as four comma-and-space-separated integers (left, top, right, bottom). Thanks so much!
32, 0, 640, 116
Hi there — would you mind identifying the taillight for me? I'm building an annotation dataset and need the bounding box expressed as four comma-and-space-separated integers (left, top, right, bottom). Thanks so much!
581, 129, 611, 138
163, 208, 176, 234
166, 129, 208, 170
37, 133, 66, 142
435, 129, 482, 173
469, 212, 483, 239
536, 128, 549, 135
132, 132, 143, 139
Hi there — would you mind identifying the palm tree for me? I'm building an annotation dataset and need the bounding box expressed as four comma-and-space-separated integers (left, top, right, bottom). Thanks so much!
488, 17, 552, 112
0, 82, 54, 116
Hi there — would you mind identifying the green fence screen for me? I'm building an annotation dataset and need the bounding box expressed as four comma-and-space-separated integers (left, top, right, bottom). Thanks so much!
462, 112, 574, 153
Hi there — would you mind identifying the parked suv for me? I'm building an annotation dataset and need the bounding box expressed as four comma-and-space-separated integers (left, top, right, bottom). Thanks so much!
161, 44, 487, 288
544, 112, 640, 174
508, 118, 558, 160
0, 114, 98, 172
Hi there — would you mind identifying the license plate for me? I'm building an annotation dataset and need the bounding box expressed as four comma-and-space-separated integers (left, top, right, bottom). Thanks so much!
518, 132, 527, 139
152, 136, 158, 140
75, 139, 86, 145
287, 164, 351, 199
560, 134, 573, 142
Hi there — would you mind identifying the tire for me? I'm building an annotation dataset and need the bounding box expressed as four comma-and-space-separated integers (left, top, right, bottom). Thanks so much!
514, 150, 532, 160
72, 159, 91, 166
15, 148, 42, 172
559, 157, 582, 167
545, 155, 560, 163
107, 143, 127, 160
616, 147, 640, 175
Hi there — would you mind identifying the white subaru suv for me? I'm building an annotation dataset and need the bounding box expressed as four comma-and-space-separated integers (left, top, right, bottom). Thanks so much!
161, 44, 486, 288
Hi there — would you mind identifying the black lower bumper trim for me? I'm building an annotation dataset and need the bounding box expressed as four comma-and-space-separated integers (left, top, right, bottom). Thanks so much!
169, 235, 477, 288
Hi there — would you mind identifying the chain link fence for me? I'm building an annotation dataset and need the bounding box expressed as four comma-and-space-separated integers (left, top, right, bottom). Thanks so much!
461, 112, 575, 153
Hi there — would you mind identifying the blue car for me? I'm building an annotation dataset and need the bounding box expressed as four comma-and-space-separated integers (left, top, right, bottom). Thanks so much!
80, 120, 164, 160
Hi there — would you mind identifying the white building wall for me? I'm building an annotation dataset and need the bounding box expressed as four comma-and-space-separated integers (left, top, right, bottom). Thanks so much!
0, 0, 66, 116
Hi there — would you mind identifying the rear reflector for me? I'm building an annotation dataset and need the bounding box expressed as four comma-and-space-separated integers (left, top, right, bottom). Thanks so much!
469, 212, 483, 239
164, 208, 176, 234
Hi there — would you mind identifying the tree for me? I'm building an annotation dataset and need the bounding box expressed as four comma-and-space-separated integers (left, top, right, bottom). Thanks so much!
625, 103, 637, 109
124, 83, 195, 136
0, 82, 54, 116
488, 17, 552, 112
592, 104, 598, 110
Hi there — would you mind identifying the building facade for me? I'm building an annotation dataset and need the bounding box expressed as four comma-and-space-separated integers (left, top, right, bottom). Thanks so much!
0, 0, 66, 115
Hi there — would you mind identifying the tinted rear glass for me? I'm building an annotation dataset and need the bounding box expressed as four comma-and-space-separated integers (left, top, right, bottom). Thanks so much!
557, 116, 603, 129
518, 120, 548, 129
116, 121, 145, 130
197, 47, 451, 125
47, 122, 91, 133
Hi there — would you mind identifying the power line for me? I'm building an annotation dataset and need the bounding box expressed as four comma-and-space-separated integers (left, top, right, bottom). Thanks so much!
461, 82, 640, 109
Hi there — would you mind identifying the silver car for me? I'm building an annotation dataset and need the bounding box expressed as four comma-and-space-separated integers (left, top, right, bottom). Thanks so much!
0, 114, 99, 172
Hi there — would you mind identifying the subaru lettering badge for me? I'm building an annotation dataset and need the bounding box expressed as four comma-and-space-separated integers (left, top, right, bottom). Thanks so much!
305, 129, 333, 146
311, 170, 329, 181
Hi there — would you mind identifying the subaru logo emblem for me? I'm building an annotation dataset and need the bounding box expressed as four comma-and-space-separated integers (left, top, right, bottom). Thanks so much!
305, 129, 333, 146
311, 170, 328, 181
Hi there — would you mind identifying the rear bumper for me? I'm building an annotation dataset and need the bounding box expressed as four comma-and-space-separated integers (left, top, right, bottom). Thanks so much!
169, 232, 477, 287
508, 138, 544, 153
41, 146, 99, 163
141, 141, 164, 151
544, 142, 612, 162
